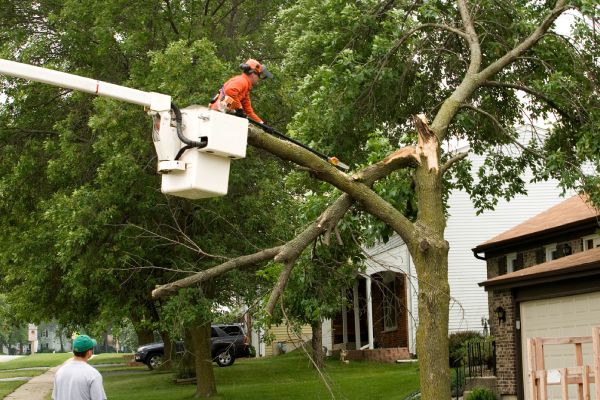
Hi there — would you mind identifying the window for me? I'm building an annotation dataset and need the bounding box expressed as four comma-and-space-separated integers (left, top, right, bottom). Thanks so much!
382, 275, 397, 331
545, 244, 557, 261
582, 234, 600, 250
546, 242, 572, 260
506, 253, 523, 273
221, 325, 243, 336
535, 248, 546, 264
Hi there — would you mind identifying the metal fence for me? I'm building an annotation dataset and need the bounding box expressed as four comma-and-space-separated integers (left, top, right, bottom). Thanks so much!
467, 339, 496, 377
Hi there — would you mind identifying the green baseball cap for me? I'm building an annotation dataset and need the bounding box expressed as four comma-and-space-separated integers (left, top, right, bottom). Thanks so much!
73, 335, 97, 352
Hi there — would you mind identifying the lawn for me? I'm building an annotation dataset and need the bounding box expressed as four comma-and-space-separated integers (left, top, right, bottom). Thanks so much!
0, 353, 71, 371
0, 381, 23, 399
103, 352, 420, 400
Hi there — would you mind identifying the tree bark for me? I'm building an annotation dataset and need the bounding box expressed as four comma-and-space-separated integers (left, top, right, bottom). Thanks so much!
411, 119, 451, 400
191, 317, 217, 398
310, 320, 324, 370
159, 330, 174, 370
176, 327, 196, 379
133, 325, 154, 346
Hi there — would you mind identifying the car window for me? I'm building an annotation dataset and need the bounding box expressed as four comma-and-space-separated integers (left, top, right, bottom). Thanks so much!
211, 328, 219, 337
221, 326, 242, 336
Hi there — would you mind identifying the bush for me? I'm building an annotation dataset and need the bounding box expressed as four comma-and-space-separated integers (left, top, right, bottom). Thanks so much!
466, 387, 496, 400
448, 331, 483, 366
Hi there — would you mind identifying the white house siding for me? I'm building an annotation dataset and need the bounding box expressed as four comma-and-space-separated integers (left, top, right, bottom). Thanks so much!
445, 152, 572, 333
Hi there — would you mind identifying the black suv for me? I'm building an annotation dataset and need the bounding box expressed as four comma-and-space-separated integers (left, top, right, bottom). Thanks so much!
134, 324, 250, 369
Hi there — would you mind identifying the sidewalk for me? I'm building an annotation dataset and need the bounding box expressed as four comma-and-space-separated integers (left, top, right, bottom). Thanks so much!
4, 365, 60, 400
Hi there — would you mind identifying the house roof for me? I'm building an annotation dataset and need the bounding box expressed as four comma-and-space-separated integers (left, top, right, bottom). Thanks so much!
473, 194, 599, 254
479, 246, 600, 289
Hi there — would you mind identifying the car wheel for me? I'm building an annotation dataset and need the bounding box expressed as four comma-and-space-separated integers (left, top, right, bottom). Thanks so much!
147, 353, 163, 370
215, 349, 235, 367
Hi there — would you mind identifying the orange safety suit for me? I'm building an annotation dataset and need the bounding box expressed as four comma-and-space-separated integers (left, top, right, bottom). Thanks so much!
209, 73, 263, 123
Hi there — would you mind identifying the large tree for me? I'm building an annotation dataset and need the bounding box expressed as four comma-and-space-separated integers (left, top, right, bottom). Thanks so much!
153, 1, 599, 399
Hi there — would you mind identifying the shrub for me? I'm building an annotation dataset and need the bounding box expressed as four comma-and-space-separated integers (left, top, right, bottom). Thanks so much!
448, 331, 483, 366
466, 387, 496, 400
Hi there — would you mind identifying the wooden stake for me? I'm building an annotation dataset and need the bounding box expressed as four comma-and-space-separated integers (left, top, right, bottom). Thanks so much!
561, 368, 568, 400
593, 327, 600, 400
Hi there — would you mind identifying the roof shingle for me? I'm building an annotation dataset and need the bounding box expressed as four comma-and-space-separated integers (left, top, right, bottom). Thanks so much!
474, 194, 598, 251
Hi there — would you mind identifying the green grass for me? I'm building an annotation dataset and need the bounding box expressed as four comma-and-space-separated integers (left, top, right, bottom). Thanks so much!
103, 352, 420, 400
0, 381, 25, 398
0, 369, 45, 379
0, 354, 71, 371
89, 353, 134, 365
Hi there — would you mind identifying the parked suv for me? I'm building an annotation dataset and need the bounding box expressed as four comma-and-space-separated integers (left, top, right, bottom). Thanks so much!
134, 324, 250, 369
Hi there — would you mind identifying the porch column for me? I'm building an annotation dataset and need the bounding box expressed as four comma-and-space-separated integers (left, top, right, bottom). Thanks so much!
353, 280, 361, 350
366, 275, 374, 349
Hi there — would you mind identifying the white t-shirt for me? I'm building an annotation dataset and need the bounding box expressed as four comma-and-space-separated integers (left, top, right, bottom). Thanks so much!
52, 359, 107, 400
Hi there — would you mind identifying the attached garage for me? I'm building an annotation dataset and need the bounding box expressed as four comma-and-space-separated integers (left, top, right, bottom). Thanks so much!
481, 247, 600, 399
520, 291, 600, 400
475, 195, 600, 400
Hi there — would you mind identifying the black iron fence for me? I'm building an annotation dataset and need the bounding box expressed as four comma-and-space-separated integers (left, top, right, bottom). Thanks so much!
451, 339, 497, 400
467, 339, 496, 377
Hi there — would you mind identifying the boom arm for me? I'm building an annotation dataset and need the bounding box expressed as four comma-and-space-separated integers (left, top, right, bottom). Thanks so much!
0, 59, 171, 111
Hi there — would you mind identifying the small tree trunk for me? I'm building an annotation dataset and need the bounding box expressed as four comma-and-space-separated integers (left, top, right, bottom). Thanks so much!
310, 320, 324, 370
191, 318, 217, 398
176, 327, 196, 379
159, 330, 174, 370
134, 327, 154, 346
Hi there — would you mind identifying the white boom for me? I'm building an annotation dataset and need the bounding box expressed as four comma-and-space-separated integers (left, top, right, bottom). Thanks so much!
0, 59, 171, 110
0, 58, 248, 199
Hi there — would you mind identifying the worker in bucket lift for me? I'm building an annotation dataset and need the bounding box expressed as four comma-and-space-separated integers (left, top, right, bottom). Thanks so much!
209, 58, 272, 124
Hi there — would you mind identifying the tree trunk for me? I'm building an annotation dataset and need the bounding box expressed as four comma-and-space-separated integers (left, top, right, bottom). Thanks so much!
134, 327, 154, 346
412, 139, 451, 400
412, 244, 450, 400
176, 327, 196, 379
310, 320, 324, 370
159, 330, 174, 370
191, 317, 217, 398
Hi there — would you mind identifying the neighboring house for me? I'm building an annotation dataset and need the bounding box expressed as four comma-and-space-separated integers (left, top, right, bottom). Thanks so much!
36, 321, 71, 353
475, 194, 600, 400
251, 323, 315, 357
329, 150, 570, 360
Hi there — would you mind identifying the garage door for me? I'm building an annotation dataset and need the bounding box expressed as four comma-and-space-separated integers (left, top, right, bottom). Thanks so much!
521, 291, 600, 400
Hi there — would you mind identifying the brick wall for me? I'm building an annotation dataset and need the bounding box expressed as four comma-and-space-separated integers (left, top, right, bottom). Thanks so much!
489, 289, 517, 395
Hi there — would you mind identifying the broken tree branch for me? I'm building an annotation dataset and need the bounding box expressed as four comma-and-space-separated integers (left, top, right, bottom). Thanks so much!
152, 136, 420, 307
152, 246, 283, 299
